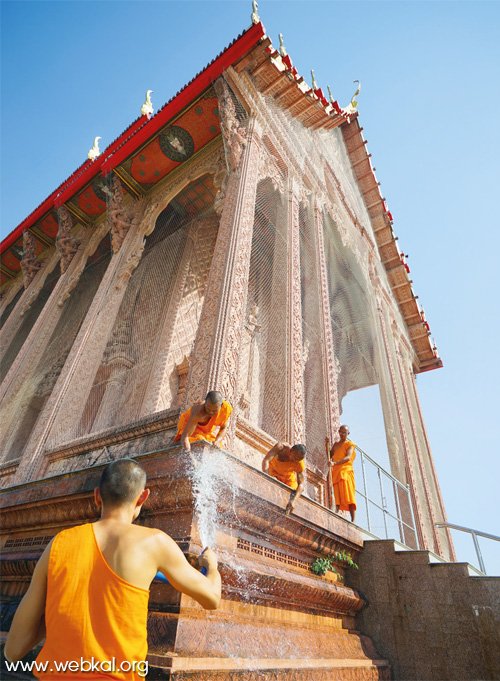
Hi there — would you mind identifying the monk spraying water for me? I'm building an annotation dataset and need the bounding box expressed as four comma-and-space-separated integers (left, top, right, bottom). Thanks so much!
329, 425, 357, 522
262, 442, 307, 515
174, 390, 232, 452
4, 459, 221, 679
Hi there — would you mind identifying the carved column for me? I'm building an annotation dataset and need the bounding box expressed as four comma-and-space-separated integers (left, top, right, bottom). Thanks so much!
183, 118, 262, 446
395, 344, 447, 557
0, 250, 60, 371
287, 178, 306, 443
313, 198, 342, 508
376, 303, 430, 550
408, 369, 457, 560
0, 277, 24, 317
11, 202, 147, 484
20, 231, 43, 289
108, 173, 132, 254
0, 220, 112, 407
314, 198, 341, 444
56, 207, 81, 274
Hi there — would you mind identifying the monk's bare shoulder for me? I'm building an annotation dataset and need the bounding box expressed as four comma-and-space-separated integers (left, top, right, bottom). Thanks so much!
125, 525, 179, 558
190, 402, 205, 420
143, 527, 184, 563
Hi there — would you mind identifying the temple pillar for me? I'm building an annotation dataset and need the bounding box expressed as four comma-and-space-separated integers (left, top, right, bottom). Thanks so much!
287, 178, 305, 444
20, 231, 43, 289
313, 197, 342, 507
394, 341, 456, 558
394, 342, 442, 554
10, 202, 146, 485
376, 302, 430, 550
56, 207, 81, 274
183, 118, 263, 446
0, 249, 60, 385
408, 368, 457, 560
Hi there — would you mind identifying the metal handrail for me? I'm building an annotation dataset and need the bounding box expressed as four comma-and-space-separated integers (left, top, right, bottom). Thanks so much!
435, 522, 500, 575
356, 446, 410, 492
354, 446, 419, 548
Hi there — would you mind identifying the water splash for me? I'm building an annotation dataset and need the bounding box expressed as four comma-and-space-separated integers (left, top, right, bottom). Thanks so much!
191, 447, 239, 548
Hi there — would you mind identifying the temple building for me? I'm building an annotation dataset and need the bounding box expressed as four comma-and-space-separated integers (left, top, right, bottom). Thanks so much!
1, 14, 498, 681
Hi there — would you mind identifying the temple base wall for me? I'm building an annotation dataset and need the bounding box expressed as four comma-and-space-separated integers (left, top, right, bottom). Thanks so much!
1, 442, 389, 680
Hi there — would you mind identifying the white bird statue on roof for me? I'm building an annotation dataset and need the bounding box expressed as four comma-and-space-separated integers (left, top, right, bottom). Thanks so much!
251, 1, 259, 25
141, 90, 154, 119
88, 137, 101, 161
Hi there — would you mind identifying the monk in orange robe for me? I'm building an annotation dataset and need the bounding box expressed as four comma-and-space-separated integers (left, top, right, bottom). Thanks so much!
329, 424, 356, 522
4, 459, 221, 678
174, 390, 232, 452
262, 442, 307, 515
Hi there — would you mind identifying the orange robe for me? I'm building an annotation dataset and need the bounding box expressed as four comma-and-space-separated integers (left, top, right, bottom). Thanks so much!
331, 440, 356, 510
35, 524, 149, 680
268, 456, 306, 490
174, 400, 232, 444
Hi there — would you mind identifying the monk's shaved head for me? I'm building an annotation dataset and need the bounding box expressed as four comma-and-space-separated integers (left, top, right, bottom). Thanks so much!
291, 444, 306, 460
206, 390, 223, 406
99, 459, 147, 507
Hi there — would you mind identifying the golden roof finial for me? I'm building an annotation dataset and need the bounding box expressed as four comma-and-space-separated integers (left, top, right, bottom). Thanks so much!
327, 85, 335, 104
311, 69, 318, 91
350, 80, 361, 110
342, 80, 361, 115
251, 1, 260, 25
279, 33, 287, 58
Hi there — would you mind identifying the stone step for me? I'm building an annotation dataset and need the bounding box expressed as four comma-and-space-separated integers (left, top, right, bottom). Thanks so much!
147, 653, 391, 680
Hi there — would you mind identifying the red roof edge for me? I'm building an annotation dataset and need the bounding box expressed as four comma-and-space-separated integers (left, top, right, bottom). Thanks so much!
1, 21, 266, 257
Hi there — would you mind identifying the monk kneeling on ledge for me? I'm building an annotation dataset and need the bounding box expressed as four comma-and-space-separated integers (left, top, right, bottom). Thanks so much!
262, 442, 307, 515
174, 390, 232, 452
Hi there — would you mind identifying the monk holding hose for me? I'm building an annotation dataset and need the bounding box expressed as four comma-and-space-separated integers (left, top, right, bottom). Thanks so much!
4, 459, 221, 678
174, 390, 232, 452
329, 425, 356, 522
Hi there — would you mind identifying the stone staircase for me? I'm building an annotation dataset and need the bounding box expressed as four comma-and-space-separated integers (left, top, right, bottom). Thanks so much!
350, 539, 500, 681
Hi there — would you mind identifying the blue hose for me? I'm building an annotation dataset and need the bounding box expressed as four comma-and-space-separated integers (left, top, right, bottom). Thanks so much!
154, 565, 207, 583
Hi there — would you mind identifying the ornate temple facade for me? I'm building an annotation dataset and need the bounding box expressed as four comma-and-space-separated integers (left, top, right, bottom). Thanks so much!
3, 18, 484, 681
0, 20, 449, 556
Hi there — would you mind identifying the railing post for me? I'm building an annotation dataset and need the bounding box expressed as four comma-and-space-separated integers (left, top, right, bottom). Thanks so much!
360, 451, 371, 533
471, 531, 487, 575
378, 468, 389, 539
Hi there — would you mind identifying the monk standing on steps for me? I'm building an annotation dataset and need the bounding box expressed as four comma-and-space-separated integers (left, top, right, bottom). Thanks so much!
4, 459, 221, 679
174, 390, 232, 452
329, 425, 357, 522
262, 442, 307, 516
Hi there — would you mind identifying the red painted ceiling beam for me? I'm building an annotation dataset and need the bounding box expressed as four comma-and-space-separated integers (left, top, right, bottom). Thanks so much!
101, 21, 265, 174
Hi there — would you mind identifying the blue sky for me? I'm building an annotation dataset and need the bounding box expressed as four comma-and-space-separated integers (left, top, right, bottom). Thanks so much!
2, 1, 499, 572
